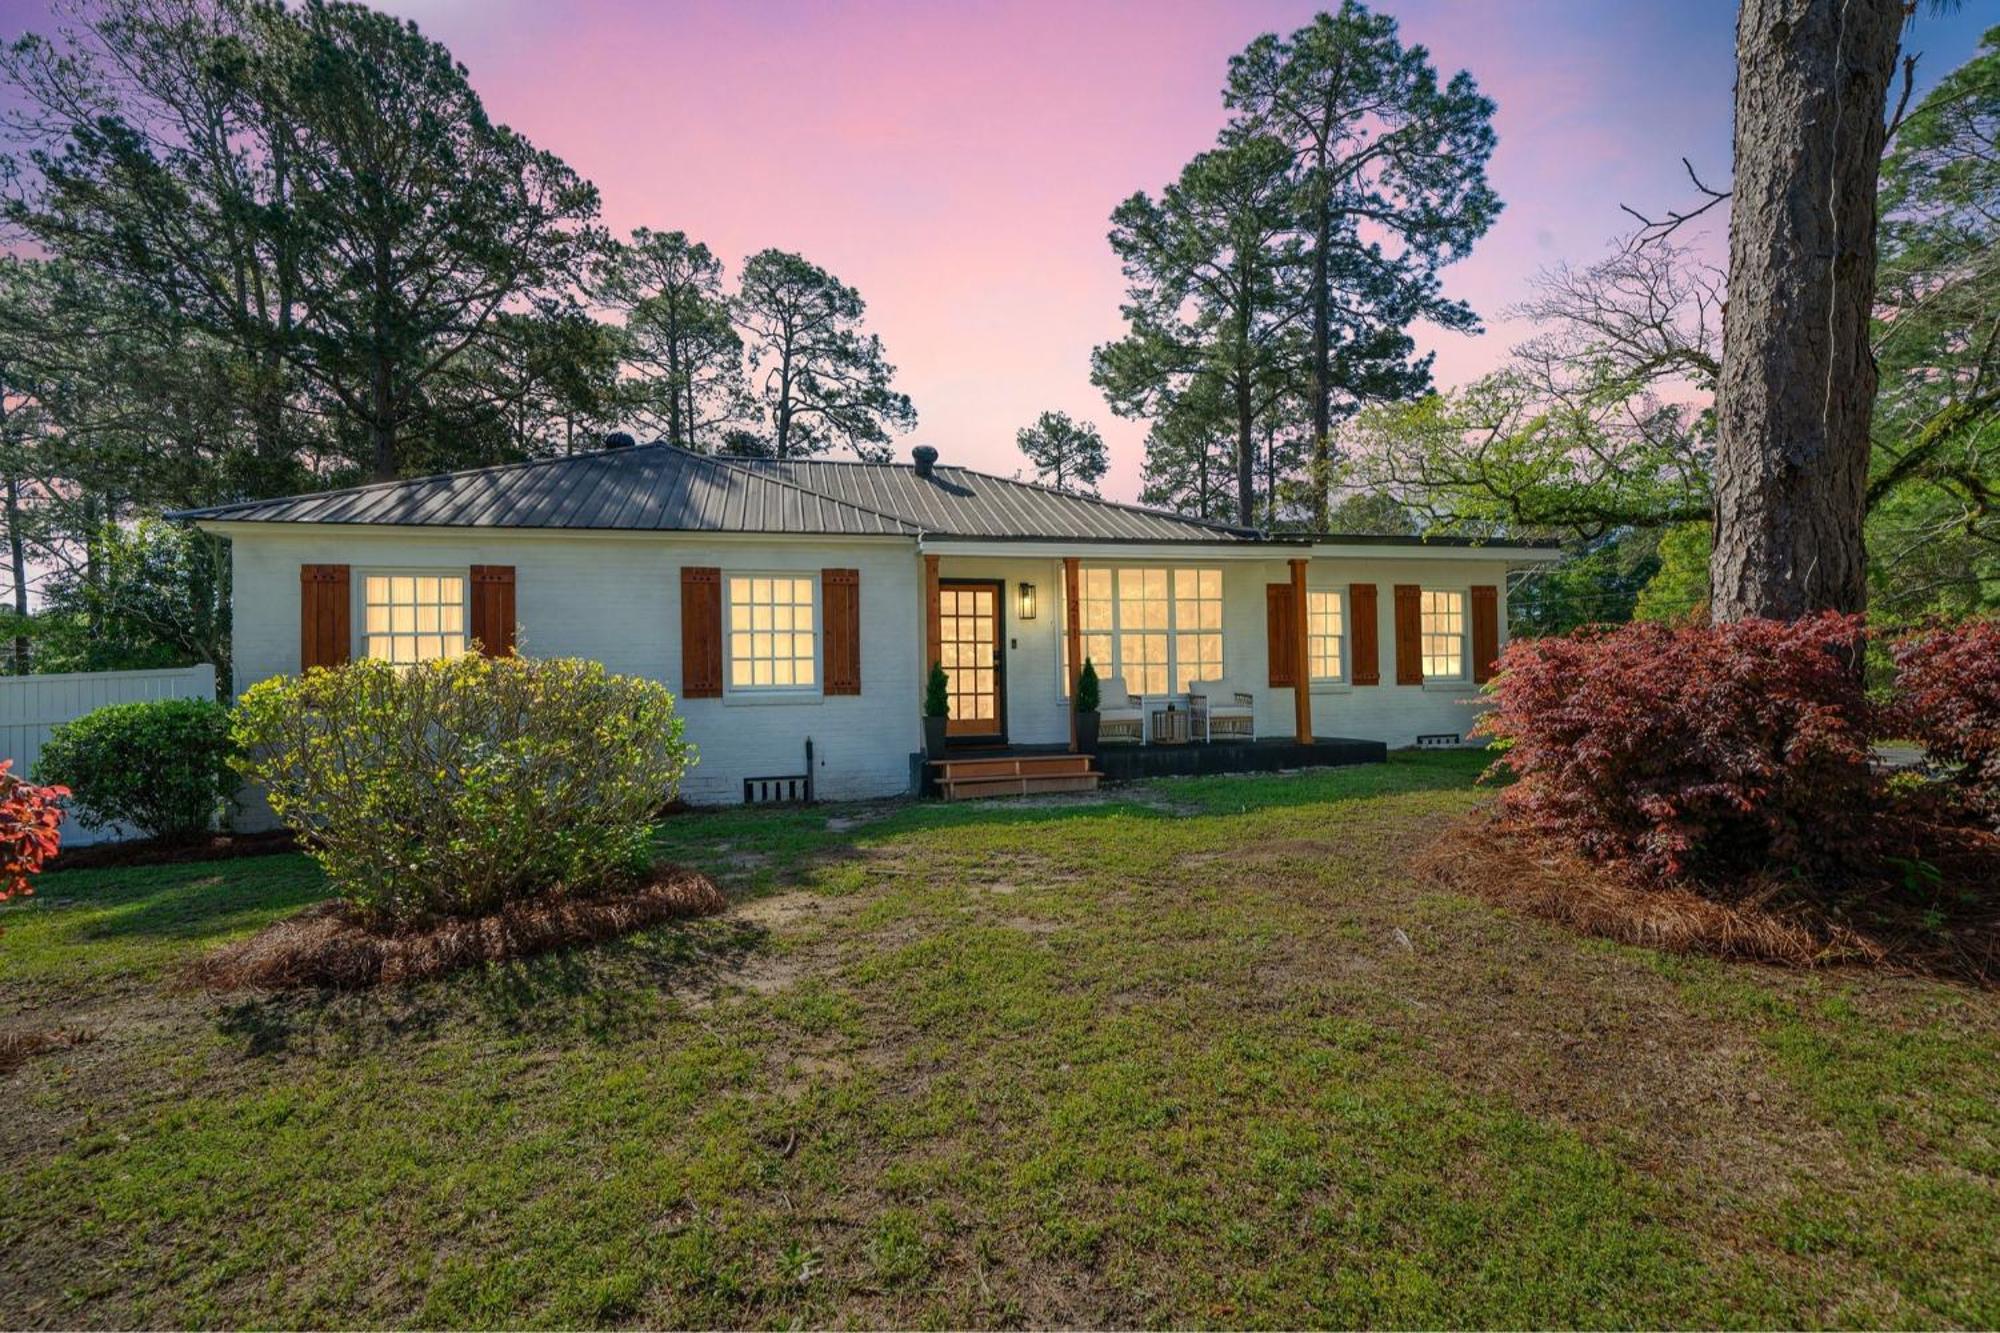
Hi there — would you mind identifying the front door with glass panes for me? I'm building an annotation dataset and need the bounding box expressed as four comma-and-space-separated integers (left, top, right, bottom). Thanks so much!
936, 579, 1005, 741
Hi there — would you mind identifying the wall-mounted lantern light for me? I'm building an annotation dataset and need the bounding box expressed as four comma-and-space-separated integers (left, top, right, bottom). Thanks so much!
1017, 581, 1037, 620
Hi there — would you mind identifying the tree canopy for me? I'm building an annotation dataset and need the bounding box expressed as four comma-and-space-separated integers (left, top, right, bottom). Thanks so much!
1015, 411, 1109, 495
734, 249, 916, 461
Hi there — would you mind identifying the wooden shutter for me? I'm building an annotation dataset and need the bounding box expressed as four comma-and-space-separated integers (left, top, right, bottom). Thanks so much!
1266, 582, 1298, 687
1471, 584, 1500, 685
680, 566, 722, 698
1349, 583, 1380, 686
469, 565, 516, 657
822, 568, 860, 695
1394, 584, 1424, 685
300, 564, 351, 671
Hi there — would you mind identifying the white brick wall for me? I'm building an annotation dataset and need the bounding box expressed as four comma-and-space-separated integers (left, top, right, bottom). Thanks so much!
229, 527, 924, 804
225, 527, 1519, 812
934, 552, 1512, 748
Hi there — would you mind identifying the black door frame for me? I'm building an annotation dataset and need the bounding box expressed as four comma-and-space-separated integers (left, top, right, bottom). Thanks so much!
938, 577, 1008, 745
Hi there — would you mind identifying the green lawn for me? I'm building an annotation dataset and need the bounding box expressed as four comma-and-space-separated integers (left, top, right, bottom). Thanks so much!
3, 751, 1997, 1328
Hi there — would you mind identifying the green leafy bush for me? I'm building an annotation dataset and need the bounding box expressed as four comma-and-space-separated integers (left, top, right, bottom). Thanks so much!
232, 654, 695, 927
35, 698, 237, 842
1076, 657, 1101, 714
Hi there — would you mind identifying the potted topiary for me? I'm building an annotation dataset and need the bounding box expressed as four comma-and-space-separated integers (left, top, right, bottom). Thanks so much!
1075, 657, 1102, 754
923, 660, 950, 759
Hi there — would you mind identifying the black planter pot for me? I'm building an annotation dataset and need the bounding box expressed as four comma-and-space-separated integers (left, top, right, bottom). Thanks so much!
1075, 710, 1101, 755
923, 714, 949, 760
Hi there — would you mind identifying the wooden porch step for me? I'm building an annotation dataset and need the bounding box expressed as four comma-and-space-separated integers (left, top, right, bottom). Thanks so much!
930, 754, 1096, 782
938, 772, 1101, 801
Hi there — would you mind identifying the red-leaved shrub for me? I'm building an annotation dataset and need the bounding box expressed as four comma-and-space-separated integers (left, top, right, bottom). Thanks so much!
1476, 613, 1879, 882
0, 758, 68, 902
1892, 618, 2000, 827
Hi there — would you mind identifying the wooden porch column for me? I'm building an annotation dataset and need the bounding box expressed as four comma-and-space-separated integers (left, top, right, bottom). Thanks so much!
924, 554, 941, 674
1064, 556, 1082, 752
1288, 557, 1312, 744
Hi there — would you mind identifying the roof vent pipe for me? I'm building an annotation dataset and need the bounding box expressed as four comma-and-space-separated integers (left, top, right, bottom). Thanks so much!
603, 431, 636, 449
911, 444, 938, 478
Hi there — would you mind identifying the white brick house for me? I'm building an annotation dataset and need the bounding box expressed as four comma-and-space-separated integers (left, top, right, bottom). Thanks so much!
178, 441, 1561, 803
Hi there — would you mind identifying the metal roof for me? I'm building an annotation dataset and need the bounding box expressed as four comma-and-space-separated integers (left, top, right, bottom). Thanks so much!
171, 442, 1564, 553
720, 458, 1257, 543
170, 445, 919, 536
172, 443, 1257, 543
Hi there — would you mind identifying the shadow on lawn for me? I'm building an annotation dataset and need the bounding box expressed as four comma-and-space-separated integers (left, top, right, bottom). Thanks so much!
38, 855, 329, 945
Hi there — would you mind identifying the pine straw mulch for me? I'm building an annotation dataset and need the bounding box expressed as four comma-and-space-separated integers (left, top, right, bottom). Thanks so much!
0, 1028, 95, 1079
184, 864, 728, 992
1416, 811, 2000, 988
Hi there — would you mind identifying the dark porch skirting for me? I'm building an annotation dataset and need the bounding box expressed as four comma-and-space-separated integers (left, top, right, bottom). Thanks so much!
913, 736, 1386, 792
1092, 735, 1386, 780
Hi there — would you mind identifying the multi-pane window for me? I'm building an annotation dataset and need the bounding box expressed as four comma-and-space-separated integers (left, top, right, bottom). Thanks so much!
1421, 589, 1467, 680
728, 575, 817, 690
1172, 568, 1223, 691
1068, 566, 1224, 696
363, 573, 466, 664
1307, 589, 1345, 682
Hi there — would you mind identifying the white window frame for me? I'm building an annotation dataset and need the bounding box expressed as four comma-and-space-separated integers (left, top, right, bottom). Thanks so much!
1061, 564, 1224, 697
355, 568, 470, 665
1419, 587, 1471, 683
724, 571, 822, 697
1307, 587, 1347, 685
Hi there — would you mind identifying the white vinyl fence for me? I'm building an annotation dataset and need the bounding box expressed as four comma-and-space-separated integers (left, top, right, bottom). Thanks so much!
0, 664, 218, 847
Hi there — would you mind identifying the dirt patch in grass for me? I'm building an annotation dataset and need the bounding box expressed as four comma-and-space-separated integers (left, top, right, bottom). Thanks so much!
1418, 812, 2000, 986
185, 864, 727, 991
47, 828, 300, 873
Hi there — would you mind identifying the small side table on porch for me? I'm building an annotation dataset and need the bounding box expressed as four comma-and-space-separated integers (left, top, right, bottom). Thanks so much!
1149, 702, 1192, 746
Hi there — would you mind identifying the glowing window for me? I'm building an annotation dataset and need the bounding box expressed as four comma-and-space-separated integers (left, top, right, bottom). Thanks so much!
362, 574, 466, 664
1308, 589, 1344, 682
1421, 589, 1467, 680
1067, 567, 1223, 696
728, 575, 817, 690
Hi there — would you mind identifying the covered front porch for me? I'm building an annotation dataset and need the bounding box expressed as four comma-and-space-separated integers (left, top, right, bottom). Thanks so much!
921, 548, 1327, 756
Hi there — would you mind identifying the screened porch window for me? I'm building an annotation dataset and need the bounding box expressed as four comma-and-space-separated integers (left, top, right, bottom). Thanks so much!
1068, 566, 1223, 696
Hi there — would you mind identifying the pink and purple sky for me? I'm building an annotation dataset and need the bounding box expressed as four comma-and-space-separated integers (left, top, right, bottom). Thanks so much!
4, 0, 1988, 499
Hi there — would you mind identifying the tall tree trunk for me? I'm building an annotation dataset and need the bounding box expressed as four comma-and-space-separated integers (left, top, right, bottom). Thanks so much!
369, 353, 396, 481
0, 392, 27, 675
369, 238, 398, 482
1308, 176, 1333, 532
1234, 276, 1256, 524
1709, 0, 1904, 621
665, 319, 685, 449
775, 343, 794, 458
